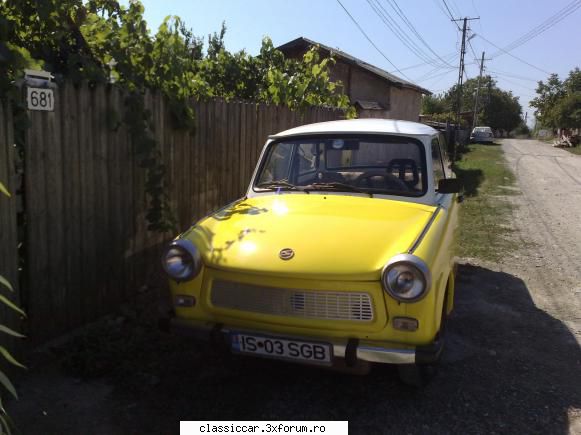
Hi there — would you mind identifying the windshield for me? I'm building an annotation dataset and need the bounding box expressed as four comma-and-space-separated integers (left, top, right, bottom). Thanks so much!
254, 135, 427, 197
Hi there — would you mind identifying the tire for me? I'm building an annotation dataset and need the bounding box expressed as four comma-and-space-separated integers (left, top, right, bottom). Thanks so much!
398, 292, 449, 387
397, 363, 438, 387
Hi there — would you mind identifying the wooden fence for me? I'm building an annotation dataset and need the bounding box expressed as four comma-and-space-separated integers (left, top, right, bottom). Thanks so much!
4, 82, 343, 342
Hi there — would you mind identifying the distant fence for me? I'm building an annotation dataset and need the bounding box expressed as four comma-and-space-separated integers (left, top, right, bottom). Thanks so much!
2, 82, 343, 343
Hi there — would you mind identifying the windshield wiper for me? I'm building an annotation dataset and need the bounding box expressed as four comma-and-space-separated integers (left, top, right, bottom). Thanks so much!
255, 181, 302, 191
303, 182, 372, 197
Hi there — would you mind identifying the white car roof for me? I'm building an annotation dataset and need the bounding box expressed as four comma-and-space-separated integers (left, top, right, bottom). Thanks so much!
271, 118, 438, 138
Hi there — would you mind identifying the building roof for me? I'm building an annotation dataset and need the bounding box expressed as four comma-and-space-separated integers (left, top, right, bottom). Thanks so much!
271, 118, 438, 138
277, 37, 431, 95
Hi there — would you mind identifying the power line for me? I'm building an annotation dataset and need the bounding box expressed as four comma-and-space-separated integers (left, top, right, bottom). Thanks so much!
491, 74, 537, 93
392, 52, 458, 73
383, 0, 455, 67
416, 68, 457, 84
467, 38, 478, 61
487, 69, 539, 82
414, 62, 456, 83
334, 0, 410, 80
477, 34, 551, 75
492, 0, 581, 57
442, 0, 461, 29
366, 0, 450, 69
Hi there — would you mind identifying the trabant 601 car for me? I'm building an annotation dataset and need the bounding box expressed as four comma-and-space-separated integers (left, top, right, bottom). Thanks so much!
161, 119, 461, 385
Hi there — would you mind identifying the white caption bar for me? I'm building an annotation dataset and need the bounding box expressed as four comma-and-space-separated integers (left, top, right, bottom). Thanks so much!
181, 421, 348, 435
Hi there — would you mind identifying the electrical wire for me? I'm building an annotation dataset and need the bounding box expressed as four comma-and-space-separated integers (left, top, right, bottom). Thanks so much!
415, 68, 457, 84
490, 74, 537, 92
442, 0, 461, 29
334, 0, 411, 80
487, 69, 539, 82
383, 0, 455, 67
477, 34, 551, 75
391, 52, 458, 73
492, 0, 581, 57
366, 0, 450, 69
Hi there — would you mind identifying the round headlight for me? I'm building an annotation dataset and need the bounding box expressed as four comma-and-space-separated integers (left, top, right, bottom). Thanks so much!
162, 239, 202, 282
381, 254, 431, 302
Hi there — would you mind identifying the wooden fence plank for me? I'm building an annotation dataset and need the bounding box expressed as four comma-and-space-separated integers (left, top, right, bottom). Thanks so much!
61, 83, 82, 329
16, 82, 344, 342
44, 86, 66, 332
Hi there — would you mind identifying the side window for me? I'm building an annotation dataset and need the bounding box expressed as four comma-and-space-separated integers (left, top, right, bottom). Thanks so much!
431, 138, 446, 189
297, 143, 317, 174
438, 133, 453, 178
257, 143, 293, 184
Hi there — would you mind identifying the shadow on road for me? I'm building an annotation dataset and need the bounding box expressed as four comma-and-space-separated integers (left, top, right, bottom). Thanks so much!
8, 265, 581, 434
453, 166, 484, 197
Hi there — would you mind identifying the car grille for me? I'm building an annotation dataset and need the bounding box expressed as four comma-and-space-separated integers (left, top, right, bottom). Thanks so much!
210, 280, 374, 322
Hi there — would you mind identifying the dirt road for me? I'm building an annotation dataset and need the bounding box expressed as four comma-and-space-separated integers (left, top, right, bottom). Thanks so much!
502, 139, 581, 334
7, 139, 581, 434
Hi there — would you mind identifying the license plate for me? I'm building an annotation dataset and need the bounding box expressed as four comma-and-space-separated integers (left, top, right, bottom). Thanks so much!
231, 333, 332, 365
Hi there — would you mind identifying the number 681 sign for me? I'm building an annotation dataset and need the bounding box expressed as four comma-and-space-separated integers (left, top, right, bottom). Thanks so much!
27, 87, 55, 111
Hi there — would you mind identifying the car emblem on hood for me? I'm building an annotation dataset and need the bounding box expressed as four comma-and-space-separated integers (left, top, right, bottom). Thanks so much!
279, 248, 295, 260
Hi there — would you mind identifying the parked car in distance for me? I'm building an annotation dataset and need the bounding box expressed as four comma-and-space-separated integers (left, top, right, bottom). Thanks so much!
470, 126, 494, 143
161, 119, 461, 386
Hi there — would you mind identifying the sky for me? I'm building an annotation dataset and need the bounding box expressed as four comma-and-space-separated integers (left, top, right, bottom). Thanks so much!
131, 0, 581, 126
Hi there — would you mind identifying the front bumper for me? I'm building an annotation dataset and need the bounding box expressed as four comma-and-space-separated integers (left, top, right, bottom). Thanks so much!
470, 136, 494, 143
162, 316, 443, 366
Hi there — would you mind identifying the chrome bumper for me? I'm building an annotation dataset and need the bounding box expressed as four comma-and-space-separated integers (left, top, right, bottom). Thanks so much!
163, 317, 443, 366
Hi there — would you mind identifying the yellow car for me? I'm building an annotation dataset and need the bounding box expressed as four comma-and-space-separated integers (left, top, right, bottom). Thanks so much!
161, 119, 461, 386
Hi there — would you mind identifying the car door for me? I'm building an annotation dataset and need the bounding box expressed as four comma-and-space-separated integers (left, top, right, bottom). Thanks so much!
431, 135, 460, 313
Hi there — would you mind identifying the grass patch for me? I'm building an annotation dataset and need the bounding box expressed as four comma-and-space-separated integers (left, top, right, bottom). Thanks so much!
564, 146, 581, 155
454, 143, 518, 261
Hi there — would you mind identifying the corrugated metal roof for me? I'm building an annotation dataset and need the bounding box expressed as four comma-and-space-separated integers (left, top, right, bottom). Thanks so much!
277, 37, 431, 95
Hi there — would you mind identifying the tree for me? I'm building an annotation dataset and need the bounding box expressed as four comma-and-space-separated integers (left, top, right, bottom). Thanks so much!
0, 0, 354, 230
421, 76, 522, 132
530, 68, 581, 129
421, 94, 447, 114
552, 94, 581, 129
530, 74, 565, 127
480, 88, 522, 134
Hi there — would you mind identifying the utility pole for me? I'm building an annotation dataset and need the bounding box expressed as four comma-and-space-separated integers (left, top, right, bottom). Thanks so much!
451, 16, 479, 158
472, 51, 489, 130
454, 18, 468, 130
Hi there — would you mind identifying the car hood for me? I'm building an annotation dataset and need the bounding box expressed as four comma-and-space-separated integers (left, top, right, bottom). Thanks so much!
185, 194, 435, 281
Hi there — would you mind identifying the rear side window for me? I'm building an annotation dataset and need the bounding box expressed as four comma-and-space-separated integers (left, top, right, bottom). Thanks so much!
431, 138, 446, 189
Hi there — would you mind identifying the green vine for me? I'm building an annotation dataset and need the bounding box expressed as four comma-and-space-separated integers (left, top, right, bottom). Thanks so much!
124, 92, 177, 232
0, 0, 353, 232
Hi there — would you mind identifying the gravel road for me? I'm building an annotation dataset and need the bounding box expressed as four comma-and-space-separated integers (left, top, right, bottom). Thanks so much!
7, 139, 581, 434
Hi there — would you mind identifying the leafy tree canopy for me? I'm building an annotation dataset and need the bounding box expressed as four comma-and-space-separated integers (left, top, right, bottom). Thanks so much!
530, 68, 581, 129
0, 0, 352, 114
421, 76, 522, 132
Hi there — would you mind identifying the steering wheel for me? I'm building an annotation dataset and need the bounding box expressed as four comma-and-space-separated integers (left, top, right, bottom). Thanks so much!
355, 170, 411, 191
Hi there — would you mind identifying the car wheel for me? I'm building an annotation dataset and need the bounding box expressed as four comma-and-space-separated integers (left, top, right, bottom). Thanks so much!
397, 362, 438, 387
397, 292, 449, 387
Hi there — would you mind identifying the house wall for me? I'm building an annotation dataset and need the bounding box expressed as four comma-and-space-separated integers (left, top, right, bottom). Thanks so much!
280, 46, 423, 121
387, 86, 422, 121
348, 66, 390, 110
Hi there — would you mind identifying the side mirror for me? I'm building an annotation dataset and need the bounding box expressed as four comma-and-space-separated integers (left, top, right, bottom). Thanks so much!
437, 178, 461, 194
